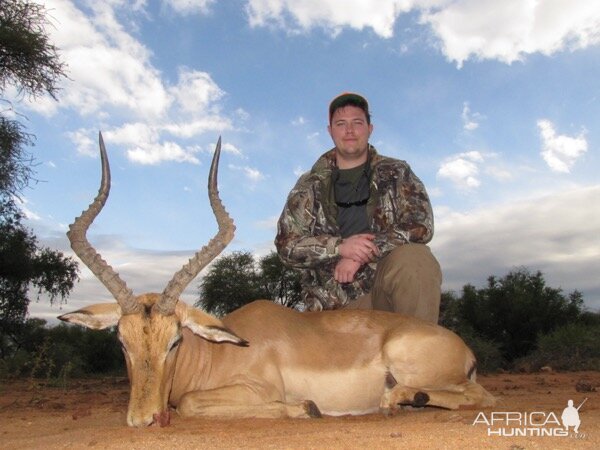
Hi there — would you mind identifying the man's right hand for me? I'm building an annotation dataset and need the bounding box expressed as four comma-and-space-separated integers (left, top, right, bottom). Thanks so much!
334, 258, 362, 283
338, 233, 379, 264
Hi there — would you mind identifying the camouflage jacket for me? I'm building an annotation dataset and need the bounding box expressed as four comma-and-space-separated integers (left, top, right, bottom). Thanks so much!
275, 145, 434, 311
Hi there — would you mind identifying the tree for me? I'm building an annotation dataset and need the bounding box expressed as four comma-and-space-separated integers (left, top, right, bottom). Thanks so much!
440, 268, 585, 364
0, 208, 78, 353
257, 252, 303, 309
0, 117, 33, 199
1, 0, 66, 100
1, 0, 67, 196
0, 0, 76, 354
196, 251, 303, 316
196, 251, 265, 316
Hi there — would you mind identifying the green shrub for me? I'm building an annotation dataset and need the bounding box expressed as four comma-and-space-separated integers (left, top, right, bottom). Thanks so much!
453, 328, 506, 373
521, 322, 600, 371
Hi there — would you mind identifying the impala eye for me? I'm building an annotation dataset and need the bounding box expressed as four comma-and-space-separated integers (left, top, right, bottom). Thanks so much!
169, 336, 182, 352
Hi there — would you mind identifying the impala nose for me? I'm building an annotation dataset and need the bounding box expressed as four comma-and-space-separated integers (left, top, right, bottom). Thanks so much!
127, 409, 171, 427
127, 412, 154, 427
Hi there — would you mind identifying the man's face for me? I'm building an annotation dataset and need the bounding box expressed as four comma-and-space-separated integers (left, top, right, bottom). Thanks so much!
328, 105, 373, 169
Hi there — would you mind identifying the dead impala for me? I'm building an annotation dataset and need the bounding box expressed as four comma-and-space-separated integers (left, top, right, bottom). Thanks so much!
60, 133, 495, 427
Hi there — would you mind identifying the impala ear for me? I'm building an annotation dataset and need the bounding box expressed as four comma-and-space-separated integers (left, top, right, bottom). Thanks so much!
178, 303, 249, 346
58, 303, 122, 330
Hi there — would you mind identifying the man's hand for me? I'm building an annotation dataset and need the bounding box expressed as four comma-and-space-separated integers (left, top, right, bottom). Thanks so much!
334, 258, 362, 284
338, 233, 379, 264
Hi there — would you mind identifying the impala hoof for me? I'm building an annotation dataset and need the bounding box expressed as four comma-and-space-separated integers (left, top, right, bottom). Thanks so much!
380, 407, 394, 417
304, 400, 322, 418
413, 391, 430, 407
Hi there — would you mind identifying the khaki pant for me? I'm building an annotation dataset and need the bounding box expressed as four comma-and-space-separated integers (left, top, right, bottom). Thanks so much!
343, 244, 442, 323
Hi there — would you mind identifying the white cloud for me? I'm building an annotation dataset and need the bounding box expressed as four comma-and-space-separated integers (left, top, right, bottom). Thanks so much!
164, 0, 215, 14
235, 108, 251, 121
220, 142, 244, 157
228, 164, 266, 183
169, 69, 225, 114
30, 0, 170, 117
102, 122, 202, 165
161, 116, 232, 139
66, 129, 98, 157
21, 1, 234, 166
431, 185, 600, 309
244, 1, 600, 66
127, 140, 201, 165
15, 196, 41, 221
461, 102, 481, 131
246, 0, 400, 38
243, 166, 265, 182
538, 119, 588, 173
424, 0, 600, 67
105, 122, 159, 146
437, 151, 484, 189
292, 116, 306, 126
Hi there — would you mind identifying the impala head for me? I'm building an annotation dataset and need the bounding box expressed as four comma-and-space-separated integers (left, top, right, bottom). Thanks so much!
59, 133, 245, 427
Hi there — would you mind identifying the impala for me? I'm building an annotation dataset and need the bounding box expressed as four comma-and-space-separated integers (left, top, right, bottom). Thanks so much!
60, 133, 495, 427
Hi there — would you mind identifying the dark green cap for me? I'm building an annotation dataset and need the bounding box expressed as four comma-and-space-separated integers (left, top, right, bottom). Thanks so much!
328, 92, 370, 124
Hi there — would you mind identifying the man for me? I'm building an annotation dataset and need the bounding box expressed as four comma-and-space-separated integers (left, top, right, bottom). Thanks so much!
275, 93, 441, 323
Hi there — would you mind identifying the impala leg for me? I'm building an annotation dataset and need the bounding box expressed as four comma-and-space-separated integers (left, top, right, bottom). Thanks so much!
177, 383, 321, 419
380, 380, 495, 414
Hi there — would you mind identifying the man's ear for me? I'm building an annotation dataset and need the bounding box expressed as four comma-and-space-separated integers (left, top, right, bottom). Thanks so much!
177, 302, 248, 346
58, 303, 122, 329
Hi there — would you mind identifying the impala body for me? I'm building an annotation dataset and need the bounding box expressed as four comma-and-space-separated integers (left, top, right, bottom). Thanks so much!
60, 134, 495, 427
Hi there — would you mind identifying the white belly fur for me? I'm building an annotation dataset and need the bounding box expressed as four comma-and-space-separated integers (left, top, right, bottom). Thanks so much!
281, 365, 387, 415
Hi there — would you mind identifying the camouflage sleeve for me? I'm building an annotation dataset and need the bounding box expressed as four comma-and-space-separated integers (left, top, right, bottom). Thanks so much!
275, 175, 341, 269
372, 163, 434, 258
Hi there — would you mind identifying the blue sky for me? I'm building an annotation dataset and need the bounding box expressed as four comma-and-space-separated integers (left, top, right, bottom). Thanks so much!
10, 0, 599, 320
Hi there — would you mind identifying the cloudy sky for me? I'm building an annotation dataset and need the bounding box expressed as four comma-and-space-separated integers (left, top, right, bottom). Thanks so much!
12, 0, 600, 321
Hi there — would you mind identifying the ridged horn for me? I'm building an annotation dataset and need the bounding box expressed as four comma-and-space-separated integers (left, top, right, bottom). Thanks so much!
67, 132, 139, 314
157, 137, 235, 315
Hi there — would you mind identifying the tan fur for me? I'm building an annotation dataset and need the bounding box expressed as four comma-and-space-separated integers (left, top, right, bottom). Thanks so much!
61, 297, 495, 426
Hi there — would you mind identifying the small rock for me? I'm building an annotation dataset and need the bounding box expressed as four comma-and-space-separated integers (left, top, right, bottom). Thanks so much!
72, 408, 92, 420
575, 381, 596, 393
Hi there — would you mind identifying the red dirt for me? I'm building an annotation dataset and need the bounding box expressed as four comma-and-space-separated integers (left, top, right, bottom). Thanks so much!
1, 371, 598, 449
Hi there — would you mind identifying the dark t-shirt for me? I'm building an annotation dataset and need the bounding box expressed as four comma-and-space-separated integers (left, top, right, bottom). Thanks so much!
334, 162, 371, 238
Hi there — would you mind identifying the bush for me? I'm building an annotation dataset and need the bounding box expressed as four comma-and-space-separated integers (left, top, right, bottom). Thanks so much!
519, 322, 600, 371
0, 319, 124, 380
453, 328, 506, 373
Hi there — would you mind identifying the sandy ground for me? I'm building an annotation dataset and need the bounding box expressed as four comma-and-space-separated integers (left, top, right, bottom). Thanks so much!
0, 371, 598, 449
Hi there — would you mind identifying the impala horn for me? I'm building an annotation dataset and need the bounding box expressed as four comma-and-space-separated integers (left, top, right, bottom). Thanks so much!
67, 132, 139, 314
157, 137, 235, 315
